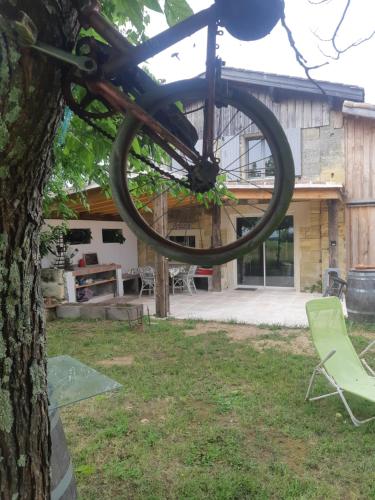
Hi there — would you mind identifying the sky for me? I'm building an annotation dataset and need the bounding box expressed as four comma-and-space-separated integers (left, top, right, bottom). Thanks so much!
144, 0, 375, 103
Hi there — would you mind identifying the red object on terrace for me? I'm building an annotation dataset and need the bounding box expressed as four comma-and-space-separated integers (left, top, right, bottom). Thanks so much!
197, 268, 213, 275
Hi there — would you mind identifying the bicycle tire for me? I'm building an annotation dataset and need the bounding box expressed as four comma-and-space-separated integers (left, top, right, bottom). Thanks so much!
110, 78, 295, 266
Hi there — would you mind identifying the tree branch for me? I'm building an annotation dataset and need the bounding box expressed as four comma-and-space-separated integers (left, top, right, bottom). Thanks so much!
280, 9, 328, 94
312, 0, 375, 61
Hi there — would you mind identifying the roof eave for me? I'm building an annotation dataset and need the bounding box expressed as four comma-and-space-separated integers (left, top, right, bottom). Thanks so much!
219, 67, 364, 102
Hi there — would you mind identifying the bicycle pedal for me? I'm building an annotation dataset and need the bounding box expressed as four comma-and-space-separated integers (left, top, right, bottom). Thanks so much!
12, 10, 38, 46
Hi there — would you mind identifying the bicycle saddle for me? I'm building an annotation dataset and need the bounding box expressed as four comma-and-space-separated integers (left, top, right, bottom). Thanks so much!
215, 0, 284, 41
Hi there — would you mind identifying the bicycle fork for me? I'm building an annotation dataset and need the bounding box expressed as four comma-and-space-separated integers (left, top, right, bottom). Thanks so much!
202, 18, 223, 165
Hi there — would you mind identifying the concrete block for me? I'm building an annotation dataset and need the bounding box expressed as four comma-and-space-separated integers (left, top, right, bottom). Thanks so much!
80, 306, 107, 320
56, 304, 81, 319
106, 304, 144, 321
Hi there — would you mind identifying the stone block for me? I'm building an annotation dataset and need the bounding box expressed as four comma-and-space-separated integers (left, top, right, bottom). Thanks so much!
106, 304, 144, 322
301, 239, 321, 252
56, 304, 81, 319
304, 227, 321, 239
80, 306, 107, 320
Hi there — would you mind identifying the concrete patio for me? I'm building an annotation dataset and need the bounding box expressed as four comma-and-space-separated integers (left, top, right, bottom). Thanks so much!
119, 289, 321, 327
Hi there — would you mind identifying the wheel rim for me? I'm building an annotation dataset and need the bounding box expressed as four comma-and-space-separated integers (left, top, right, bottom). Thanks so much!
110, 78, 295, 265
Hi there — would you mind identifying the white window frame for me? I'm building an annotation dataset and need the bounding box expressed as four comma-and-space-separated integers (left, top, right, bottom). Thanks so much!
168, 229, 201, 249
244, 133, 274, 180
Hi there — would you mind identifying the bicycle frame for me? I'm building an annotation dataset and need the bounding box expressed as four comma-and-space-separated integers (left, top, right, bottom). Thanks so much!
77, 0, 221, 163
80, 2, 217, 72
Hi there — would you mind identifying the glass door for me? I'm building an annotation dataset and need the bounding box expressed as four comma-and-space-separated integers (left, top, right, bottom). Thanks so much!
237, 217, 264, 286
236, 216, 294, 288
265, 216, 294, 287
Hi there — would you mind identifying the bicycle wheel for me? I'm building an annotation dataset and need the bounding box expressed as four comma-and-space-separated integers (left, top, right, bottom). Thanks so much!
110, 78, 295, 266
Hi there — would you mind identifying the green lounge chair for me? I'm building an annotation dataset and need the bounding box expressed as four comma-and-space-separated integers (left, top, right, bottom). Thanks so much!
305, 297, 375, 426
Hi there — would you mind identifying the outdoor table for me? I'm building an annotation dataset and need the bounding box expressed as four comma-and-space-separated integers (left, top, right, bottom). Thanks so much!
48, 355, 122, 411
48, 356, 122, 500
168, 266, 186, 278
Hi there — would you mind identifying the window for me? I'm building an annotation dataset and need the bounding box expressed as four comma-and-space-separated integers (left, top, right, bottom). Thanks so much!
64, 228, 92, 245
102, 229, 126, 244
169, 235, 196, 247
246, 137, 275, 179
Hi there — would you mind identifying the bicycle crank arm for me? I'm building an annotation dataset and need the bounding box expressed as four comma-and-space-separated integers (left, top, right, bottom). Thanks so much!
31, 42, 97, 74
3, 8, 97, 74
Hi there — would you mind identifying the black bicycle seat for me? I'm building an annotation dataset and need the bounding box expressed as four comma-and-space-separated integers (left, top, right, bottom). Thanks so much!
215, 0, 284, 41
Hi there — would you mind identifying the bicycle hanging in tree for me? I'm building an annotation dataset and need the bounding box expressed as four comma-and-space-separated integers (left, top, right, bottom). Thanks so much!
23, 0, 295, 265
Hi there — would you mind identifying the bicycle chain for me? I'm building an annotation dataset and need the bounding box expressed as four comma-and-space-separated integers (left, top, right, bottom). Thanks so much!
77, 114, 191, 189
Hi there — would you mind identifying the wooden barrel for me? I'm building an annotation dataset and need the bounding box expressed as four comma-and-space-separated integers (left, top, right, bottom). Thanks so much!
50, 408, 77, 500
346, 269, 375, 322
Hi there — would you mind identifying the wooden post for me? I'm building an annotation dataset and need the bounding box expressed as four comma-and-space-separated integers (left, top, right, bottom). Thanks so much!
212, 204, 222, 292
328, 200, 339, 268
154, 191, 170, 317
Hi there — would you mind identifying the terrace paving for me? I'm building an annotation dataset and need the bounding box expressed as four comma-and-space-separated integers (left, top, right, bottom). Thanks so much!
111, 288, 322, 327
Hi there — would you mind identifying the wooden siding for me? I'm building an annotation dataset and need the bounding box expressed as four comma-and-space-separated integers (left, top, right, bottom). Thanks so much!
252, 92, 330, 130
187, 92, 330, 137
188, 92, 328, 181
345, 117, 375, 267
345, 118, 375, 200
347, 206, 375, 268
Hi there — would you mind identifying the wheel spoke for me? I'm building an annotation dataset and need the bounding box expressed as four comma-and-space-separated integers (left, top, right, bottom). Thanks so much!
164, 191, 196, 238
215, 121, 254, 154
110, 79, 294, 265
216, 109, 241, 142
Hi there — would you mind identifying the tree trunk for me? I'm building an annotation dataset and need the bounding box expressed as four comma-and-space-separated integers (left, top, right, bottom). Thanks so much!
328, 200, 339, 268
154, 192, 170, 317
0, 2, 77, 497
212, 204, 222, 292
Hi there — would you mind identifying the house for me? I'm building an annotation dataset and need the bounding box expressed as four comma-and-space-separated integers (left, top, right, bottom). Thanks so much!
41, 218, 138, 272
47, 68, 375, 293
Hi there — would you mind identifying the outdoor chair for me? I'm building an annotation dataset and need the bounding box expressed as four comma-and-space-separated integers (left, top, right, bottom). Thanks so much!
323, 271, 347, 299
172, 265, 197, 295
305, 297, 375, 426
138, 266, 155, 297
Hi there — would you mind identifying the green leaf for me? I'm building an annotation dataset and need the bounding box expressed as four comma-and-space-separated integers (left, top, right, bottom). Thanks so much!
113, 0, 144, 32
164, 0, 193, 27
143, 0, 163, 13
45, 0, 196, 219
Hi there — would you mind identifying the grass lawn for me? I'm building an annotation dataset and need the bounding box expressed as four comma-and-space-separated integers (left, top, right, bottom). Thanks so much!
48, 318, 375, 499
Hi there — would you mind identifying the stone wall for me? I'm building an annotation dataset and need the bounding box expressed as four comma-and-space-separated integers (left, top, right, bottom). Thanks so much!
299, 200, 346, 292
299, 201, 322, 291
320, 201, 346, 280
138, 198, 347, 293
301, 110, 345, 184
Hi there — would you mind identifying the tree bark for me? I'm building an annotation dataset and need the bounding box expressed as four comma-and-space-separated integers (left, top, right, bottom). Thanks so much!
212, 204, 222, 292
328, 200, 339, 268
0, 1, 78, 497
154, 192, 170, 317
